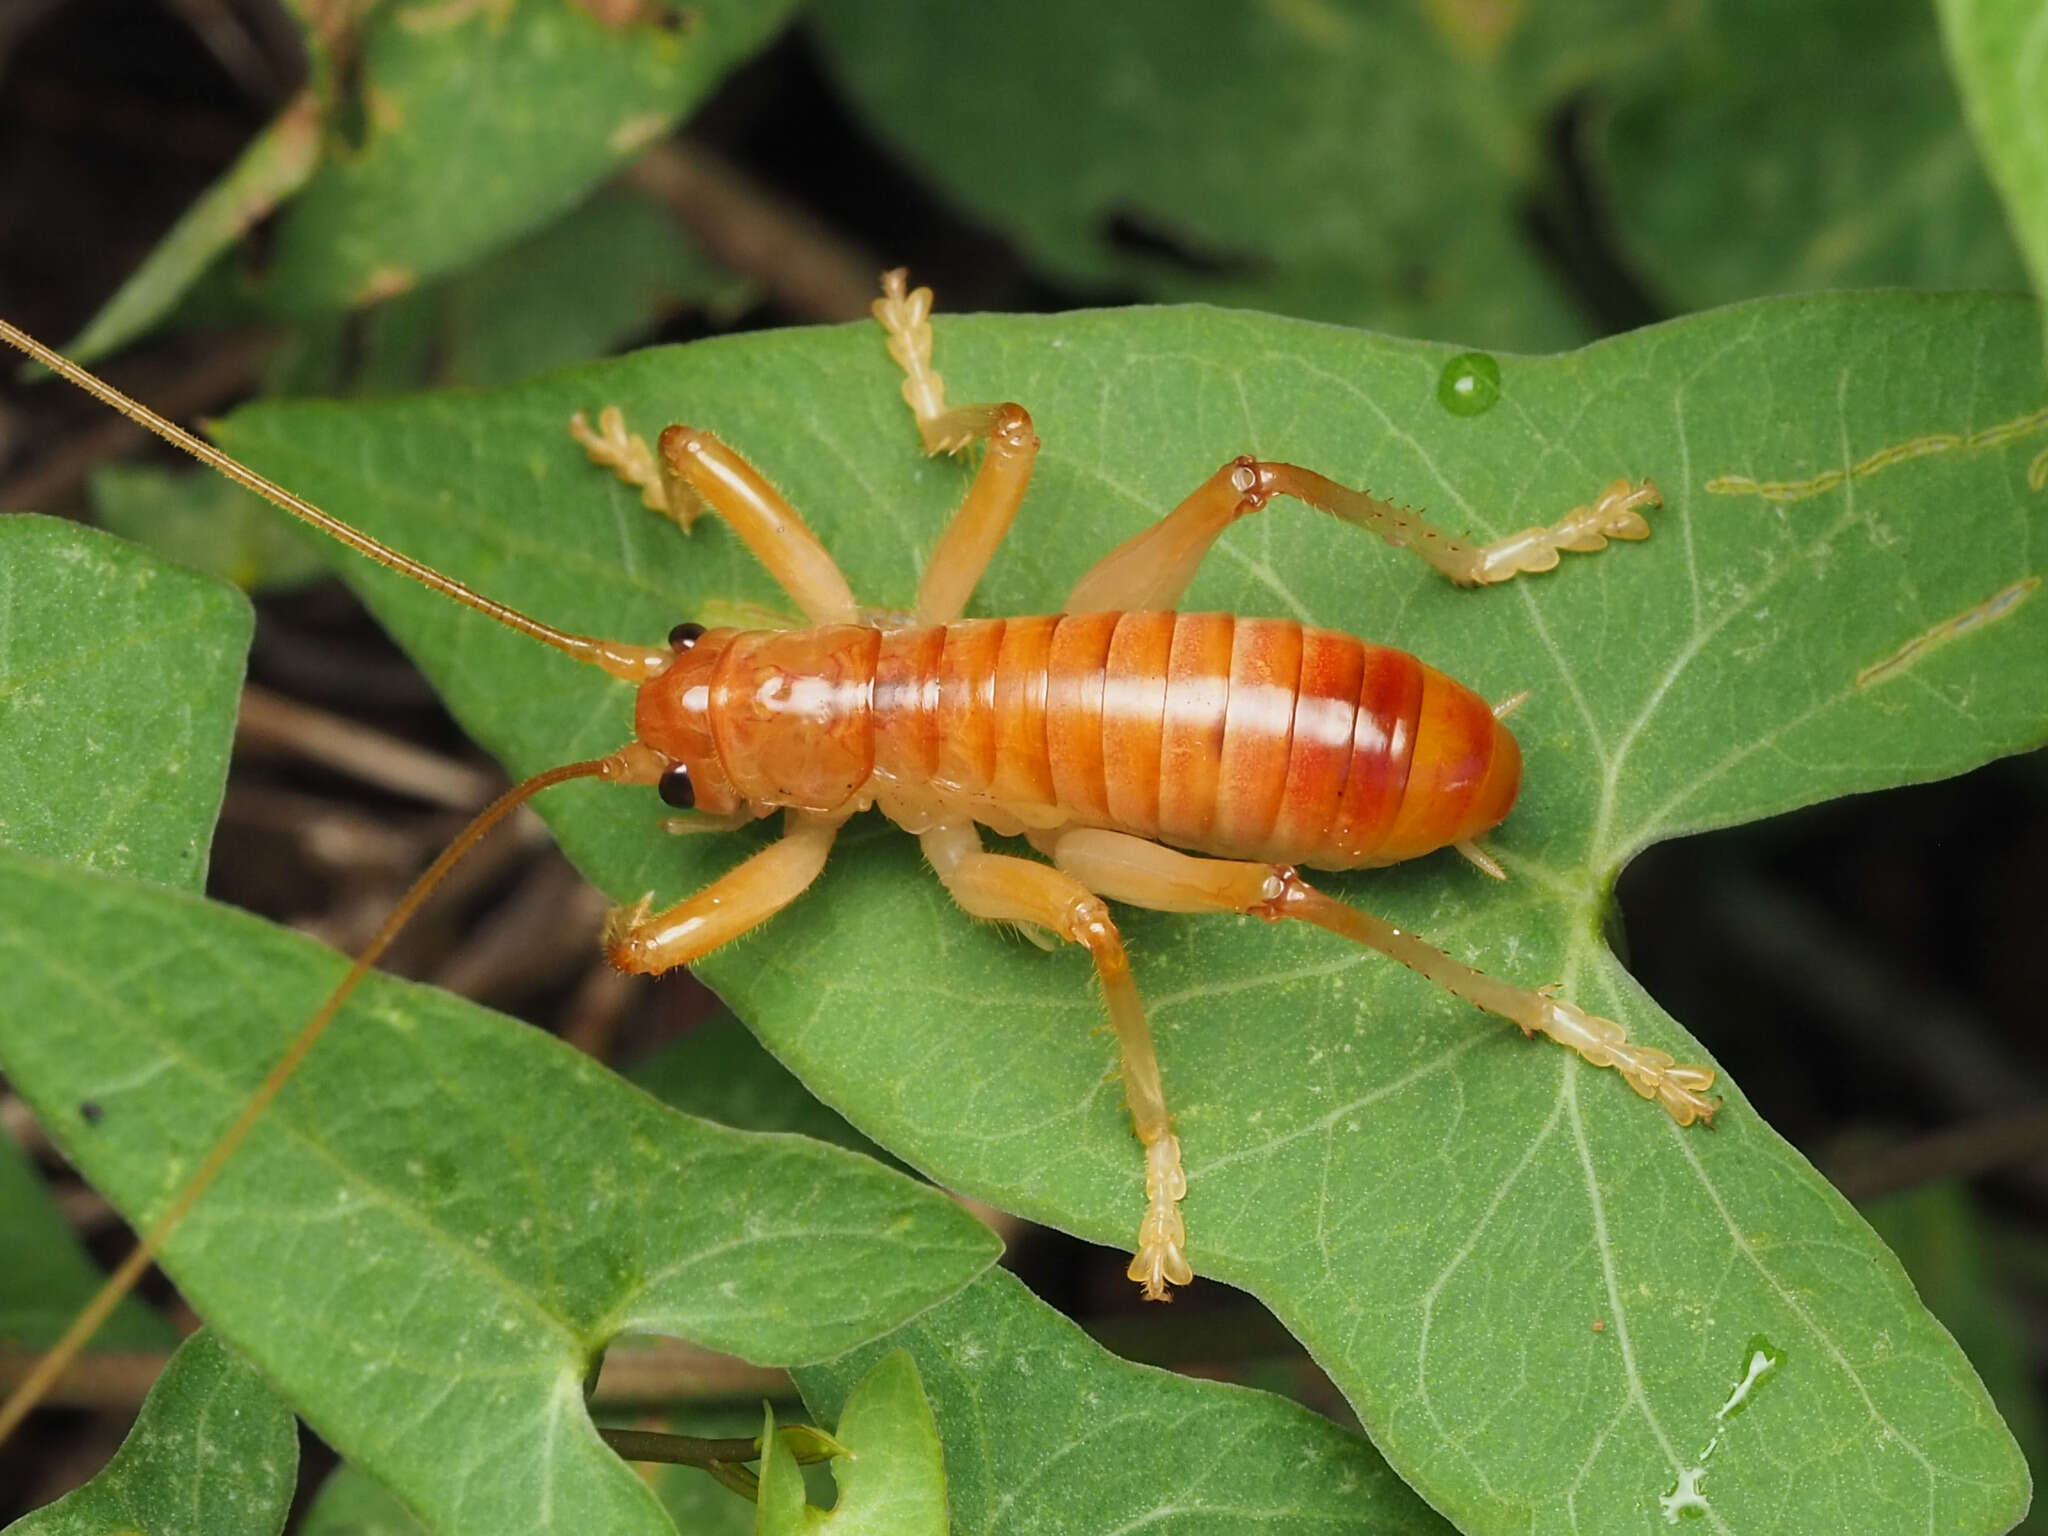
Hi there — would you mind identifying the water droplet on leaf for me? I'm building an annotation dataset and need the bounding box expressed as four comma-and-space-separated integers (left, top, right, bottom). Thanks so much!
1437, 351, 1500, 416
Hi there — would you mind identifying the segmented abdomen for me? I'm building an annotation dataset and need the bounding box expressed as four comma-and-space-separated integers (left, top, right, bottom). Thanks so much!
871, 613, 1519, 870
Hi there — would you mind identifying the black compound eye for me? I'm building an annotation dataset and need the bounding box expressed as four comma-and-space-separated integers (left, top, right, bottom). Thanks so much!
668, 622, 705, 650
657, 762, 696, 810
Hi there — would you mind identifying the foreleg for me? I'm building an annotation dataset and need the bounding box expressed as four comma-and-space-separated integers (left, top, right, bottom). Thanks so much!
920, 821, 1191, 1299
571, 407, 859, 626
607, 812, 838, 974
1042, 828, 1717, 1126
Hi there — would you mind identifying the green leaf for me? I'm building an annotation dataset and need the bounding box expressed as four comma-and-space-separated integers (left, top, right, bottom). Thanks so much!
1938, 0, 2048, 347
798, 1270, 1451, 1535
57, 90, 322, 365
1600, 0, 2028, 311
1, 1330, 296, 1536
758, 1353, 946, 1536
0, 1130, 174, 1354
630, 1011, 880, 1160
266, 184, 750, 400
1863, 1182, 2048, 1533
90, 464, 329, 594
814, 0, 2025, 342
196, 291, 2045, 1530
0, 516, 250, 888
417, 183, 750, 389
812, 0, 1630, 348
807, 1351, 947, 1536
300, 1462, 429, 1536
70, 0, 791, 349
0, 1130, 174, 1359
654, 1000, 1446, 1532
0, 520, 245, 1356
755, 1399, 812, 1535
0, 852, 999, 1535
231, 0, 794, 319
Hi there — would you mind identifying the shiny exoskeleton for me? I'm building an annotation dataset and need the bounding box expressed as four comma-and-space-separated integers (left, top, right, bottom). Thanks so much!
637, 614, 1519, 869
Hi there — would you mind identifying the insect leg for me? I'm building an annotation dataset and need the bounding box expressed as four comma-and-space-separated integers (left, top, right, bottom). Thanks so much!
1069, 458, 1658, 600
571, 409, 859, 625
1044, 828, 1719, 1126
872, 269, 1009, 455
920, 821, 1191, 1300
869, 272, 1043, 624
1065, 458, 1264, 612
606, 812, 839, 974
1252, 466, 1659, 586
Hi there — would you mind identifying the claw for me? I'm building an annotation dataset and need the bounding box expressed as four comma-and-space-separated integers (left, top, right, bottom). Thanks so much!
603, 892, 656, 972
1126, 1136, 1192, 1301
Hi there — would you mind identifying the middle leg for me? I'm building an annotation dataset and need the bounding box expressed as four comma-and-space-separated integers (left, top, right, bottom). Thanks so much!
1042, 827, 1718, 1125
920, 821, 1191, 1299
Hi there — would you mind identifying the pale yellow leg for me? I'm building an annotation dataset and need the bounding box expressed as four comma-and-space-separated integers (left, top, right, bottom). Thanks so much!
1043, 827, 1718, 1126
607, 812, 839, 975
920, 821, 1191, 1300
1253, 465, 1658, 587
1066, 458, 1264, 612
571, 408, 860, 626
872, 270, 1044, 625
1065, 454, 1658, 607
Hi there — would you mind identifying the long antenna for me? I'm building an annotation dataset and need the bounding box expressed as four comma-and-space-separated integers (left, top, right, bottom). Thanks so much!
0, 754, 624, 1444
0, 320, 670, 682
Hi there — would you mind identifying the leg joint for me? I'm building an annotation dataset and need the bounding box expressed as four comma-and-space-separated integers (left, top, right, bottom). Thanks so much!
1247, 865, 1306, 921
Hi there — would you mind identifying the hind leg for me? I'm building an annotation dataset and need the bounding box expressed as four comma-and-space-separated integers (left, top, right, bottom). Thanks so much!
1067, 458, 1659, 612
920, 821, 1191, 1299
1039, 827, 1718, 1126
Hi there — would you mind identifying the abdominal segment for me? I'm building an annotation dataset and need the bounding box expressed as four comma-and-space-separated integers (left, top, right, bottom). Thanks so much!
870, 614, 1518, 869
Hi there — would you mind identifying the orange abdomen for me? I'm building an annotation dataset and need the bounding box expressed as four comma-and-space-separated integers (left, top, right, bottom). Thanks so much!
872, 614, 1519, 870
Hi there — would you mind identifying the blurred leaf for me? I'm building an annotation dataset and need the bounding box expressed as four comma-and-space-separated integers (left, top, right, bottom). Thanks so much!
58, 91, 324, 366
273, 183, 750, 398
815, 0, 2025, 342
0, 851, 1000, 1535
90, 463, 329, 593
72, 0, 793, 351
300, 1462, 429, 1536
1938, 0, 2048, 349
631, 1012, 879, 1159
1, 1331, 295, 1536
206, 291, 2045, 1530
238, 0, 793, 317
423, 183, 750, 388
798, 1269, 1452, 1534
0, 1131, 174, 1354
812, 0, 1651, 347
1600, 0, 2028, 310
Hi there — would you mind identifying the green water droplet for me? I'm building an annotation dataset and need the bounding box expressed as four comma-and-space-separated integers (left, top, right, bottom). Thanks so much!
1436, 351, 1501, 416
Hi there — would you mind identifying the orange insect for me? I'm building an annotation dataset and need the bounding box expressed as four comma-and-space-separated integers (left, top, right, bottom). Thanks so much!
0, 273, 1713, 1435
